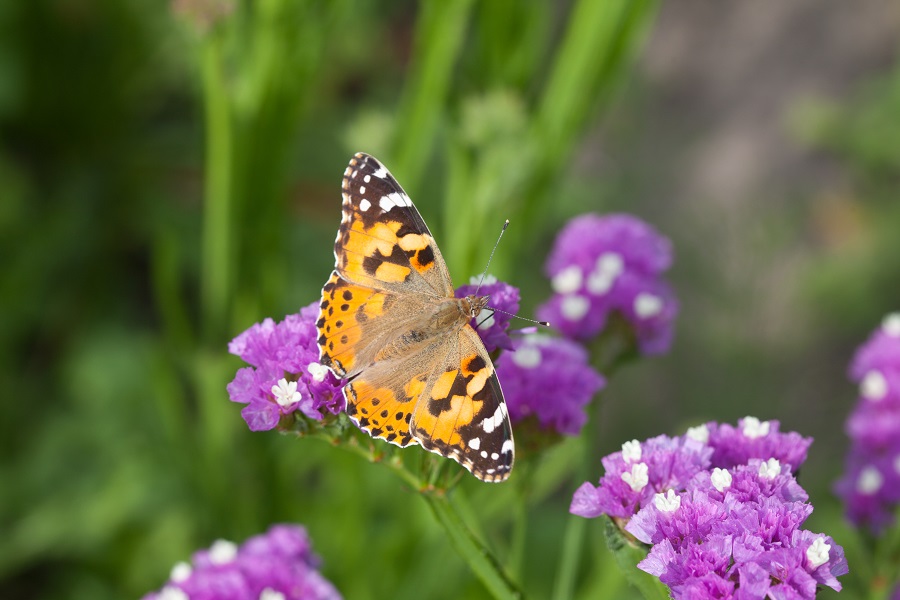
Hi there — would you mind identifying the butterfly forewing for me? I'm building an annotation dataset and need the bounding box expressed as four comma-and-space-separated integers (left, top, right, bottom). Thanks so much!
317, 152, 515, 482
336, 153, 453, 297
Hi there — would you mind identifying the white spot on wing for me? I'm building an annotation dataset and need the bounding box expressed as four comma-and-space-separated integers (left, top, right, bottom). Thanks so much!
468, 437, 481, 450
359, 185, 366, 194
501, 440, 513, 454
372, 166, 387, 179
481, 402, 507, 433
379, 196, 396, 212
359, 199, 371, 212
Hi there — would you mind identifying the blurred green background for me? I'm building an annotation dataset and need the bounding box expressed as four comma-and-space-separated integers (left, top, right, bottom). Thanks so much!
2, 0, 899, 598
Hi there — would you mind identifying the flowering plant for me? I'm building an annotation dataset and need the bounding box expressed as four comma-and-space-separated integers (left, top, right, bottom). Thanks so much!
572, 419, 847, 599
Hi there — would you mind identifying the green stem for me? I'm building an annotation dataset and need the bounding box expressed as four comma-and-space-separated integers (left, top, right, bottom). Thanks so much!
421, 491, 525, 600
390, 0, 474, 193
309, 432, 423, 491
553, 515, 586, 600
200, 32, 233, 342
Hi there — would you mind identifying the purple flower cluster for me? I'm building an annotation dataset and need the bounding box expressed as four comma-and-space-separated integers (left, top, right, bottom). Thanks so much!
571, 418, 846, 599
227, 302, 345, 432
142, 524, 341, 600
456, 276, 520, 353
536, 214, 678, 355
495, 335, 606, 436
835, 312, 900, 533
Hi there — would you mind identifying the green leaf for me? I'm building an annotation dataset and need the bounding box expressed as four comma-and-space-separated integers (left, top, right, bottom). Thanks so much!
602, 516, 670, 600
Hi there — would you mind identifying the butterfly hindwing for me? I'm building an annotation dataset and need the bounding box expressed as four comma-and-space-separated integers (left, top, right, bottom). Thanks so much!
337, 153, 453, 297
411, 325, 514, 482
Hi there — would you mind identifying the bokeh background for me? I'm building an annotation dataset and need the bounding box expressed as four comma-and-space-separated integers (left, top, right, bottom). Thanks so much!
2, 0, 899, 598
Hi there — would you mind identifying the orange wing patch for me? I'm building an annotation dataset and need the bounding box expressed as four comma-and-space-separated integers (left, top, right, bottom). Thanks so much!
344, 378, 417, 447
317, 271, 388, 377
338, 217, 434, 284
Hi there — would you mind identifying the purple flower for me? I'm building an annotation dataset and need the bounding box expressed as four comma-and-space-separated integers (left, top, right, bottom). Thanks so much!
573, 420, 848, 597
848, 313, 900, 383
705, 417, 813, 471
142, 524, 341, 600
834, 451, 900, 534
570, 434, 712, 519
456, 276, 520, 353
535, 213, 678, 354
495, 334, 605, 436
227, 302, 345, 431
836, 312, 900, 533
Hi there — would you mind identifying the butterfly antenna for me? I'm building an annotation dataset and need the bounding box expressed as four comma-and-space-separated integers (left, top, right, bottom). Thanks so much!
474, 220, 509, 296
472, 219, 550, 328
479, 308, 550, 328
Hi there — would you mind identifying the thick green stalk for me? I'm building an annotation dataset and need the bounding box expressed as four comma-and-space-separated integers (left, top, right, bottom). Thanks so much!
422, 491, 524, 600
200, 33, 233, 342
390, 0, 474, 193
553, 515, 586, 600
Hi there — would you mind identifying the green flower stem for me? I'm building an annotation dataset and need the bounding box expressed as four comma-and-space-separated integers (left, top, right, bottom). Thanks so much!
552, 514, 586, 600
200, 31, 233, 342
314, 433, 523, 599
390, 0, 474, 193
522, 0, 658, 232
421, 490, 525, 600
309, 431, 424, 491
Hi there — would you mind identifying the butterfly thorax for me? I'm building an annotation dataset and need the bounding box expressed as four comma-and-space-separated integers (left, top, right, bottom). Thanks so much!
373, 295, 488, 363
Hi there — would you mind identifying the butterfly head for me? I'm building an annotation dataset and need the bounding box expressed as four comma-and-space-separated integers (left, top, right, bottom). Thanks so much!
461, 294, 491, 320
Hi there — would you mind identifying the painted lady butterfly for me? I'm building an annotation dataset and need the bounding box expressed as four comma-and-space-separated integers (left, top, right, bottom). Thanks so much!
316, 153, 514, 482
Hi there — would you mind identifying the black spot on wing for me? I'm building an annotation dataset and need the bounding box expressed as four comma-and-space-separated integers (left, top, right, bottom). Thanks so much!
416, 245, 435, 268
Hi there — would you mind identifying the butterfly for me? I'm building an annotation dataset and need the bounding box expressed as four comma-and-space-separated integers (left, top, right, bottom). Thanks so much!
315, 152, 514, 482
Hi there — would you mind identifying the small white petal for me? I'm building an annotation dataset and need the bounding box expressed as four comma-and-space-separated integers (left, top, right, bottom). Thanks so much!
857, 466, 883, 495
741, 416, 770, 439
259, 589, 286, 600
170, 562, 192, 583
272, 378, 302, 407
621, 440, 642, 463
686, 424, 709, 443
512, 345, 542, 369
595, 252, 624, 277
307, 362, 329, 383
586, 270, 616, 295
806, 536, 831, 569
634, 293, 663, 319
882, 312, 900, 337
208, 539, 238, 565
476, 309, 495, 330
561, 295, 589, 321
468, 274, 498, 285
711, 468, 732, 492
621, 462, 649, 492
861, 370, 888, 401
158, 587, 189, 600
653, 489, 681, 513
551, 265, 583, 294
758, 458, 782, 480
